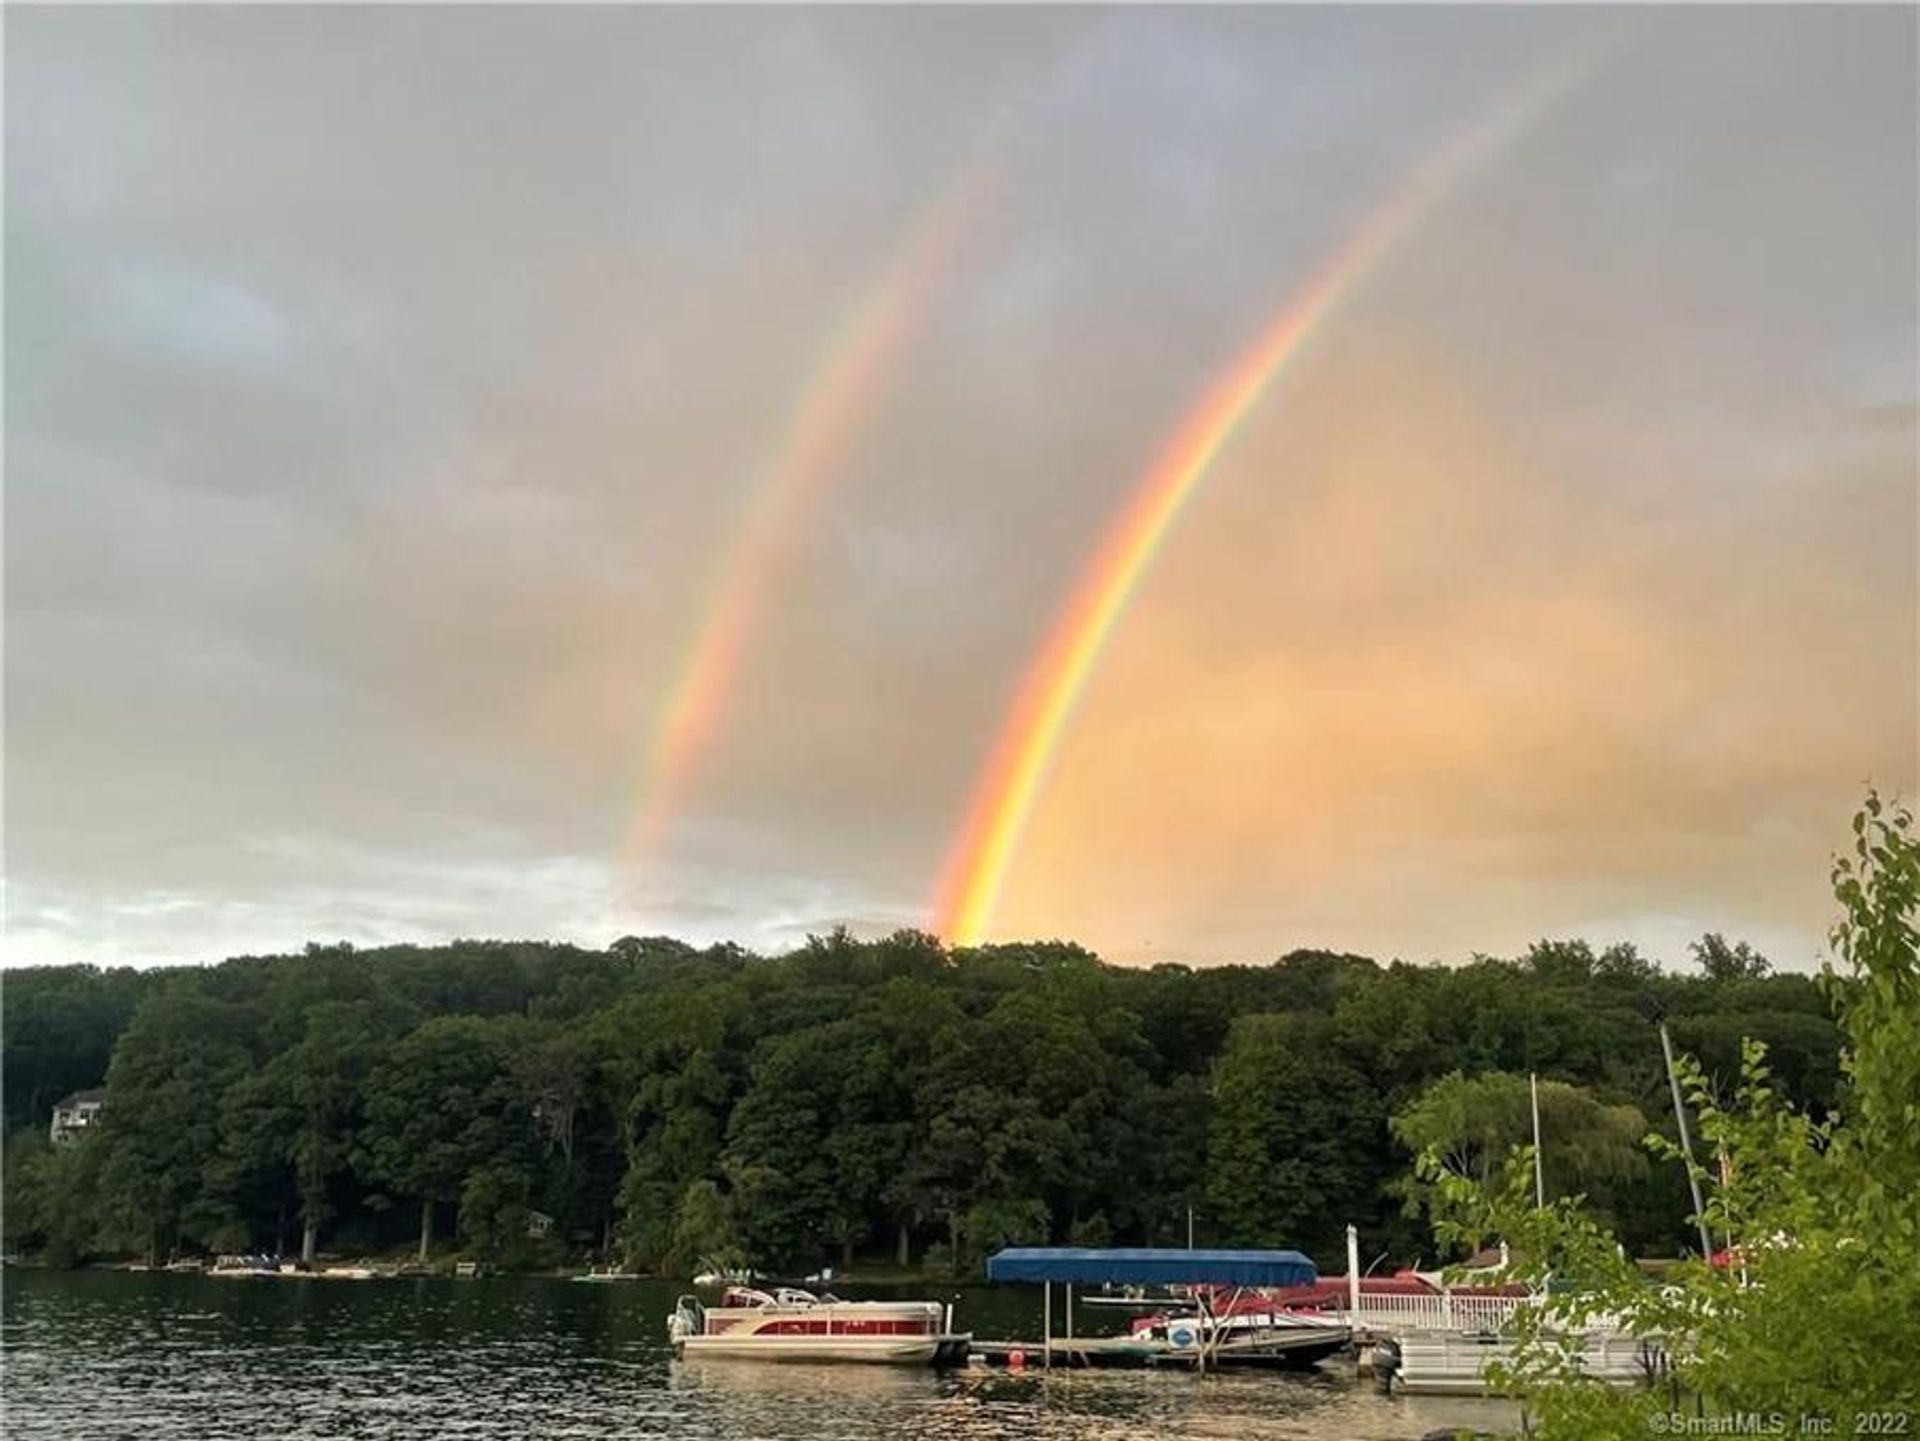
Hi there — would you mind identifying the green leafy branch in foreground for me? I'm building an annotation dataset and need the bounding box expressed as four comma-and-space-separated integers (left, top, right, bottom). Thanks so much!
1424, 792, 1920, 1438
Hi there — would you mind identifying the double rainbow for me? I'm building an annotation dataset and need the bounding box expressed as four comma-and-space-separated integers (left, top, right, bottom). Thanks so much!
932, 54, 1605, 946
628, 177, 991, 869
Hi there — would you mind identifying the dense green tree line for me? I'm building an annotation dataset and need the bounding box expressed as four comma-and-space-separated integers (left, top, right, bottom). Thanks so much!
1, 928, 1843, 1274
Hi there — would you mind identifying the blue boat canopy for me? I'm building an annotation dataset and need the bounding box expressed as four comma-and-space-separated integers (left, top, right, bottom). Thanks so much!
984, 1247, 1317, 1288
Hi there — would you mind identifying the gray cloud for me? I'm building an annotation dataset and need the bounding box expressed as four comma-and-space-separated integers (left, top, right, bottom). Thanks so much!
6, 6, 1913, 969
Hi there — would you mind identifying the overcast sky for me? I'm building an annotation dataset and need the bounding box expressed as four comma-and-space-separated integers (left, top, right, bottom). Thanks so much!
6, 6, 1915, 971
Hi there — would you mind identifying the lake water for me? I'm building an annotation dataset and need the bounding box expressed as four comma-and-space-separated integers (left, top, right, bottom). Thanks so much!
2, 1270, 1521, 1439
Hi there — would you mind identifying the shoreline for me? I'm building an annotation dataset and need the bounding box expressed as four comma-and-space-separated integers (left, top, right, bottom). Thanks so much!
18, 1255, 973, 1286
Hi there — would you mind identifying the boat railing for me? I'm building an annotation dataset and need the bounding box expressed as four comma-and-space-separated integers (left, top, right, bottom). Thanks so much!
1385, 1327, 1666, 1394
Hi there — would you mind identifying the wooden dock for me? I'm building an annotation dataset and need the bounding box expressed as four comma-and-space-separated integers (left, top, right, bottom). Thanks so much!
969, 1337, 1192, 1369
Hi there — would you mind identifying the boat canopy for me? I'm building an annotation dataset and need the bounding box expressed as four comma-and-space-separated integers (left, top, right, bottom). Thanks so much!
984, 1247, 1317, 1288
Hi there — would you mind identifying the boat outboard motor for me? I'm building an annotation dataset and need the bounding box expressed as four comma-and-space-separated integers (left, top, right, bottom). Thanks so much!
667, 1296, 704, 1348
1373, 1336, 1401, 1394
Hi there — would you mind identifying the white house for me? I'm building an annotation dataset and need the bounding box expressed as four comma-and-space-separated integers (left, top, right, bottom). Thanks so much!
50, 1088, 106, 1144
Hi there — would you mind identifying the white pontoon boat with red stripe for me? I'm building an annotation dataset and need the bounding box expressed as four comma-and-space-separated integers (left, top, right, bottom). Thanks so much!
668, 1286, 971, 1365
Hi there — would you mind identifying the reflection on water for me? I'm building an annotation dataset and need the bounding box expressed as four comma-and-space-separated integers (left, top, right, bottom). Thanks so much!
2, 1271, 1519, 1440
670, 1360, 1519, 1441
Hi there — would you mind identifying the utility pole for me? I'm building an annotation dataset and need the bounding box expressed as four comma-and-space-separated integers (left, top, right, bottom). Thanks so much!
1657, 1017, 1715, 1259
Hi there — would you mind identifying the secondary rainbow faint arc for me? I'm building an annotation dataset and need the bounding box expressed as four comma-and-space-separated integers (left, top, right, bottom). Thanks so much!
629, 175, 992, 868
933, 55, 1607, 947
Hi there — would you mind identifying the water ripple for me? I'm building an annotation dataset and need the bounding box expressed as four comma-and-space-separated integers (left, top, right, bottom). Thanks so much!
2, 1271, 1518, 1440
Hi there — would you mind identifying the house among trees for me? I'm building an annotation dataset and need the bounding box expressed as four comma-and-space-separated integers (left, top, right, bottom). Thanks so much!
50, 1088, 106, 1145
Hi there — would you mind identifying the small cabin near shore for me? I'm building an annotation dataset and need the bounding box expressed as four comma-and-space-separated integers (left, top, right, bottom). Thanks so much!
50, 1088, 107, 1144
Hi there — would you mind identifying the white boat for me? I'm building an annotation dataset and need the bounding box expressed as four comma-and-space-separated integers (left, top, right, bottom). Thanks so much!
668, 1286, 970, 1365
1129, 1290, 1352, 1369
209, 1254, 284, 1278
1375, 1328, 1665, 1395
572, 1265, 638, 1283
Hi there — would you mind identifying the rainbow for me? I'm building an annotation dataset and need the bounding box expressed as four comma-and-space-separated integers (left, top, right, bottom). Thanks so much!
933, 55, 1607, 946
629, 177, 990, 868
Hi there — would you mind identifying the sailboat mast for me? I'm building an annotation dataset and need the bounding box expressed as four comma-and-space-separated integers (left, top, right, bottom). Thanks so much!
1658, 1020, 1715, 1258
1530, 1072, 1545, 1208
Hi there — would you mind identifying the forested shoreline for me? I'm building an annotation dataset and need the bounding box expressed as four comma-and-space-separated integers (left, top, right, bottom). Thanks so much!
1, 929, 1839, 1276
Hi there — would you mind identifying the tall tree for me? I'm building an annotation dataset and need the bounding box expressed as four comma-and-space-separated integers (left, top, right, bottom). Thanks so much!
1690, 932, 1773, 982
1204, 1013, 1380, 1261
278, 1002, 376, 1260
95, 987, 256, 1260
725, 1016, 908, 1270
359, 1016, 529, 1261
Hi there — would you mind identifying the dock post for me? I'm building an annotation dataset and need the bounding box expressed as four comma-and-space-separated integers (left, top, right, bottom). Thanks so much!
1346, 1224, 1361, 1323
1044, 1280, 1052, 1370
1065, 1284, 1073, 1340
1197, 1289, 1212, 1373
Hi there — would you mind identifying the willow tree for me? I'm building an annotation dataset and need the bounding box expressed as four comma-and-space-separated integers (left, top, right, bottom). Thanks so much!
1390, 1071, 1648, 1234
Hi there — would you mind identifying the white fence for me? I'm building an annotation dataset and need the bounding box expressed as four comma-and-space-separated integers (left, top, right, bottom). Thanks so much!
1327, 1291, 1531, 1334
